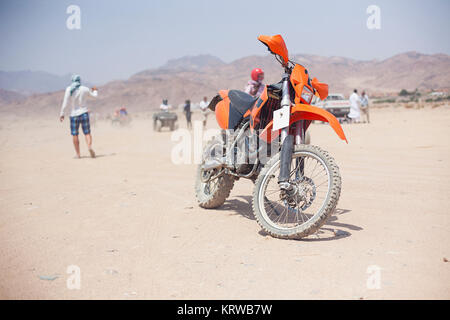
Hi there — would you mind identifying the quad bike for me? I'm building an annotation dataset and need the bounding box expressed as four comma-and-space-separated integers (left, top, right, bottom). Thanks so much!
195, 35, 347, 239
153, 111, 178, 131
112, 114, 132, 127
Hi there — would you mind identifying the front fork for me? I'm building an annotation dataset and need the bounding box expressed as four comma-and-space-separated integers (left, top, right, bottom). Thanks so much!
278, 121, 306, 189
277, 74, 306, 190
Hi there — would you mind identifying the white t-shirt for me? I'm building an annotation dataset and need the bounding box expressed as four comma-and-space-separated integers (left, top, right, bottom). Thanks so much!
60, 86, 98, 117
199, 100, 209, 112
160, 103, 171, 111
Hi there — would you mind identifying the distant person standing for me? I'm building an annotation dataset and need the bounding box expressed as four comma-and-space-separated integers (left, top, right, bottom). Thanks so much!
183, 99, 192, 129
348, 89, 361, 123
199, 96, 209, 128
245, 68, 265, 97
59, 75, 98, 158
360, 91, 370, 123
160, 99, 171, 112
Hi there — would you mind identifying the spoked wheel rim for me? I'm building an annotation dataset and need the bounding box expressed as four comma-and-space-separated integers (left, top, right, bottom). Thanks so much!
200, 168, 221, 195
258, 151, 331, 231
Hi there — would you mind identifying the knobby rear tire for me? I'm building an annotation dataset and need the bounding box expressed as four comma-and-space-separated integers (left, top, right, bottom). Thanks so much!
195, 165, 235, 208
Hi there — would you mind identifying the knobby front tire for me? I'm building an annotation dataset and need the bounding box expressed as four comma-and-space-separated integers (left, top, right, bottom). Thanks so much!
252, 144, 342, 239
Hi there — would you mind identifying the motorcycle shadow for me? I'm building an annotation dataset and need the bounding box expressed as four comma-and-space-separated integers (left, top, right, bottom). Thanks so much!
216, 195, 256, 221
219, 197, 362, 241
301, 210, 363, 242
291, 208, 362, 241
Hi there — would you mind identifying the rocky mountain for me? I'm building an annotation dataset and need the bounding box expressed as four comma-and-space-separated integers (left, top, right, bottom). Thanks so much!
0, 88, 26, 106
158, 54, 226, 72
2, 51, 449, 116
0, 70, 92, 95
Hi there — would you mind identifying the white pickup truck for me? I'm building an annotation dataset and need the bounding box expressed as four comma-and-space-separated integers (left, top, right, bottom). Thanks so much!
313, 93, 351, 122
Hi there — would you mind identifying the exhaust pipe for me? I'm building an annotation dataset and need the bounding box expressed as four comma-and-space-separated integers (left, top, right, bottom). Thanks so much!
202, 157, 226, 171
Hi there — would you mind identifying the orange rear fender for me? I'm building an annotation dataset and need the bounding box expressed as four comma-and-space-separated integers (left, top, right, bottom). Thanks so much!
259, 104, 348, 143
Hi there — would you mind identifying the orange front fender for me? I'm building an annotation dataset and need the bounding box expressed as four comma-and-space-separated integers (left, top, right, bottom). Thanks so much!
259, 104, 348, 143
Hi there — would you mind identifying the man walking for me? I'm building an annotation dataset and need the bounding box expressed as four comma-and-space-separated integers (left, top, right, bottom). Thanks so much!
59, 75, 98, 158
183, 99, 192, 129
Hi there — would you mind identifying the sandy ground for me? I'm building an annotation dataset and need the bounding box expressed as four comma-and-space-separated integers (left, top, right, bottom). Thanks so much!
0, 106, 449, 300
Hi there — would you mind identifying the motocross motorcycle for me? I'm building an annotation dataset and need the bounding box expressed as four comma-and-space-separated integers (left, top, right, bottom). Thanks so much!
195, 35, 347, 239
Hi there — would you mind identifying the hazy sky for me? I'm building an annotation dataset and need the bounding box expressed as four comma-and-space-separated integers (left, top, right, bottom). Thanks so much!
1, 0, 449, 83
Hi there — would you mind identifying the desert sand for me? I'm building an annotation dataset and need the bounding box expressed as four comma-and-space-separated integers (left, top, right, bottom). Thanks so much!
0, 105, 449, 299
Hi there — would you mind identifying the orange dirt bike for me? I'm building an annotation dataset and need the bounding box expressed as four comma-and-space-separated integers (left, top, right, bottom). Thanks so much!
195, 35, 347, 239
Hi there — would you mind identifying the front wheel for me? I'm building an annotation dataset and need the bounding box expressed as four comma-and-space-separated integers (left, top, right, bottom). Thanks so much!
252, 144, 341, 239
154, 119, 162, 132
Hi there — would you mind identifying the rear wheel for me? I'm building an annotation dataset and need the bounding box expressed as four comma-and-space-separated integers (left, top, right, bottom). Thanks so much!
252, 144, 341, 239
195, 137, 235, 208
195, 166, 235, 208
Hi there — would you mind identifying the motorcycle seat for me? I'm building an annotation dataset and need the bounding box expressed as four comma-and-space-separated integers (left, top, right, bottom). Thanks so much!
228, 90, 258, 115
211, 89, 258, 129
